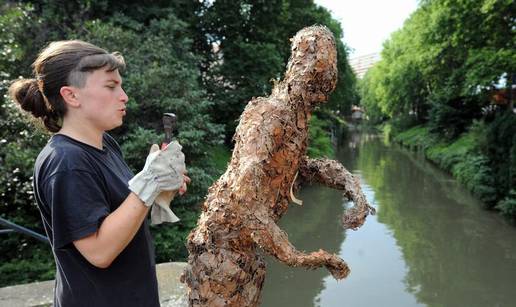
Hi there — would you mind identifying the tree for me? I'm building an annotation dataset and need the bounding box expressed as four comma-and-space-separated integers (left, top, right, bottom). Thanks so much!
196, 0, 358, 141
359, 0, 516, 216
0, 1, 223, 285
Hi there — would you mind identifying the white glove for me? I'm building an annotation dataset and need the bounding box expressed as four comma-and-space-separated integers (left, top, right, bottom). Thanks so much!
128, 142, 186, 208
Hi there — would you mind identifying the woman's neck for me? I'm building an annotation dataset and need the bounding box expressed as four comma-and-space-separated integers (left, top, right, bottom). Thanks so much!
58, 118, 104, 149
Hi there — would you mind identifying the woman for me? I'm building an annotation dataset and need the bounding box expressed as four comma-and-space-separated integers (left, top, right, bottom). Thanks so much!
8, 40, 188, 306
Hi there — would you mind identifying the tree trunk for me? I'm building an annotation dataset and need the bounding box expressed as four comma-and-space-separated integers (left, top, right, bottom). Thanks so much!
180, 26, 375, 307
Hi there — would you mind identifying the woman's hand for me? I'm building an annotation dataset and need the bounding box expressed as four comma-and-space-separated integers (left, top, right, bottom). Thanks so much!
128, 142, 186, 206
178, 174, 191, 196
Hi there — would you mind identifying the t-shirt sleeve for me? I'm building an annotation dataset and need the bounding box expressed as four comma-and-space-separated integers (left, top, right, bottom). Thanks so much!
42, 170, 110, 249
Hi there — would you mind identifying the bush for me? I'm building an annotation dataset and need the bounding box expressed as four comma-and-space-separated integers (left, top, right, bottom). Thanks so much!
307, 114, 335, 158
483, 112, 516, 204
452, 154, 497, 205
428, 92, 483, 140
496, 190, 516, 221
426, 132, 477, 171
208, 144, 232, 176
0, 7, 224, 286
389, 113, 419, 136
0, 100, 55, 287
0, 240, 55, 287
394, 126, 434, 151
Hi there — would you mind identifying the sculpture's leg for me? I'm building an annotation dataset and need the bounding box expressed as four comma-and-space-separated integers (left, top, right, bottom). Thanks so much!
181, 246, 266, 307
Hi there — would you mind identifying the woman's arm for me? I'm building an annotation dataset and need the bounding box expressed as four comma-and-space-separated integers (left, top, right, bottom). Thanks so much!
73, 192, 149, 268
74, 143, 187, 268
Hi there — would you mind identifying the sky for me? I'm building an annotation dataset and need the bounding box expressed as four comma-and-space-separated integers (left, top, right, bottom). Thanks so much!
314, 0, 419, 58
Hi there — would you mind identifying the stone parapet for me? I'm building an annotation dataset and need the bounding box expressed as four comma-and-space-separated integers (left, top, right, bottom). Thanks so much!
0, 262, 188, 307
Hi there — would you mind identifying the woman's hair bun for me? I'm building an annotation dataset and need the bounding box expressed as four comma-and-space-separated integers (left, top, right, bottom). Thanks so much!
8, 78, 49, 119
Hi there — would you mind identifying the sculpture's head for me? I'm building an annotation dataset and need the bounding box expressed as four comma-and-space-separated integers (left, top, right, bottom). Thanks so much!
284, 25, 338, 106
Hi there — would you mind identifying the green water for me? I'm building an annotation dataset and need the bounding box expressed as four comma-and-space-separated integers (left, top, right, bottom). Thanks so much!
261, 133, 516, 307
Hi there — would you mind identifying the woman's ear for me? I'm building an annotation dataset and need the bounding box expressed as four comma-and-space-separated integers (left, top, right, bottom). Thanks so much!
60, 86, 80, 107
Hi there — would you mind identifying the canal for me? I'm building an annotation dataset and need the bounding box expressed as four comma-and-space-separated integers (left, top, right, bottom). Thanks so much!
261, 133, 516, 307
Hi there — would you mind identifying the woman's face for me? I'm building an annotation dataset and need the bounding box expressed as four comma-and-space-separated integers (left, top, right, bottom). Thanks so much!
74, 68, 128, 132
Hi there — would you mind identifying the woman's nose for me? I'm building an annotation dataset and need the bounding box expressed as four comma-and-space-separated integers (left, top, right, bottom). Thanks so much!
120, 88, 129, 103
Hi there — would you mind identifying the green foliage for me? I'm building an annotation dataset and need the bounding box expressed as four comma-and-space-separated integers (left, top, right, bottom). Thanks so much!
307, 115, 334, 158
0, 2, 224, 286
360, 7, 431, 123
452, 154, 497, 205
0, 240, 55, 287
209, 144, 232, 176
361, 0, 515, 217
118, 127, 160, 170
360, 0, 514, 128
327, 41, 359, 116
427, 91, 483, 139
198, 0, 357, 140
394, 125, 434, 151
358, 70, 384, 124
389, 114, 420, 136
0, 107, 50, 280
0, 99, 54, 286
496, 190, 516, 220
482, 112, 516, 204
426, 133, 478, 170
0, 0, 356, 287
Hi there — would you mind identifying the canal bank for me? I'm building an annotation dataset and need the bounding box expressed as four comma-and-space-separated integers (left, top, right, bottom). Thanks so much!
392, 122, 516, 221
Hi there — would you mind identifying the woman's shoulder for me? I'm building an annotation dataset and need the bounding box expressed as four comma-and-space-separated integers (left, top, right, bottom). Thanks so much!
35, 135, 98, 175
102, 132, 123, 155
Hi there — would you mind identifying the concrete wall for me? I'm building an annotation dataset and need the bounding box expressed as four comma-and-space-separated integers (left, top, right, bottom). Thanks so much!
0, 262, 188, 307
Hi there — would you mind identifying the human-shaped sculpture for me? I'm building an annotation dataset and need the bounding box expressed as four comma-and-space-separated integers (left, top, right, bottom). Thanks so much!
181, 25, 375, 307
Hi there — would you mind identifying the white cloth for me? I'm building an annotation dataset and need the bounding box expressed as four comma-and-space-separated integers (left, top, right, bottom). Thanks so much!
151, 190, 180, 225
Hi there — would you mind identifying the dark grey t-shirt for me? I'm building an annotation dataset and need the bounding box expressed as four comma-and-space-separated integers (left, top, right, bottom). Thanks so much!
34, 133, 159, 307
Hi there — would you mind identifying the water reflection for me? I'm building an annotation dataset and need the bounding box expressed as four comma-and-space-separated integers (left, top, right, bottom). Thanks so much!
261, 185, 346, 307
261, 133, 516, 307
349, 136, 516, 307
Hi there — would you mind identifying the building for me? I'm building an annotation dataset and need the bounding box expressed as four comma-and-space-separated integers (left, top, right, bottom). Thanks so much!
351, 105, 365, 122
349, 52, 381, 79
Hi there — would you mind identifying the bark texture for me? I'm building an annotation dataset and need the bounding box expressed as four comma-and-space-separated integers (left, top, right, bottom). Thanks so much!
180, 26, 375, 307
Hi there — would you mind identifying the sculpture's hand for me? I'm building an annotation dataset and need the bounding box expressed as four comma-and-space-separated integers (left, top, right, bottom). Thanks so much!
250, 210, 350, 280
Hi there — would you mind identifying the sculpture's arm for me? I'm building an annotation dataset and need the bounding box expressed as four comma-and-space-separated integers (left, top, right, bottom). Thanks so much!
299, 157, 375, 230
249, 212, 350, 279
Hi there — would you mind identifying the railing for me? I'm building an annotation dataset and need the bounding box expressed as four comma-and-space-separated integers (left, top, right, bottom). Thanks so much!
0, 216, 49, 244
